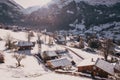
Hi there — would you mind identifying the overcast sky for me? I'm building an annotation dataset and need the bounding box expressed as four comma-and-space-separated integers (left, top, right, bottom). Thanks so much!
14, 0, 52, 8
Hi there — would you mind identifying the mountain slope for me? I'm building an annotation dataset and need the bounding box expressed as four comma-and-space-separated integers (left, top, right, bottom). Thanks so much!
0, 0, 23, 24
75, 0, 120, 6
22, 0, 120, 31
23, 6, 42, 14
23, 0, 77, 31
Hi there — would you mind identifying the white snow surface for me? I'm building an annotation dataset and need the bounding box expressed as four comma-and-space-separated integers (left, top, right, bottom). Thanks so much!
65, 46, 103, 59
0, 29, 91, 80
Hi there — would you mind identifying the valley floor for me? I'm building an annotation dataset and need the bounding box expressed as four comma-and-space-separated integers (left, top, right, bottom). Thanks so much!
0, 29, 113, 80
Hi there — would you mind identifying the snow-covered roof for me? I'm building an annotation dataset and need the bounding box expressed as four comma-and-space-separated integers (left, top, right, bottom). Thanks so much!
43, 51, 58, 57
77, 58, 96, 67
56, 50, 68, 54
17, 41, 33, 47
95, 59, 115, 75
47, 58, 72, 68
57, 35, 65, 42
17, 50, 31, 55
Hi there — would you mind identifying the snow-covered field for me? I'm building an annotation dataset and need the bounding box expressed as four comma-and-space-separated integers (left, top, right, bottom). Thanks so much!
0, 29, 93, 80
65, 46, 103, 60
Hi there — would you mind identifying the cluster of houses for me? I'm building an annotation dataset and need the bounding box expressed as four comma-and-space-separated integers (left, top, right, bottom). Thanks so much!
77, 58, 120, 79
38, 48, 120, 79
39, 46, 120, 79
0, 24, 120, 79
0, 23, 31, 32
40, 49, 73, 70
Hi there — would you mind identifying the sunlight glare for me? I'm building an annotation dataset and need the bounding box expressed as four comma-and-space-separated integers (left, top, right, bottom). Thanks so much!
14, 0, 52, 8
40, 0, 52, 6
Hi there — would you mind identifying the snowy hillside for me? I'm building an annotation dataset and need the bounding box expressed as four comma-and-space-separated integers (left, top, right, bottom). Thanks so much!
23, 0, 120, 14
75, 0, 120, 6
20, 0, 120, 32
52, 0, 120, 7
0, 28, 94, 80
69, 21, 120, 41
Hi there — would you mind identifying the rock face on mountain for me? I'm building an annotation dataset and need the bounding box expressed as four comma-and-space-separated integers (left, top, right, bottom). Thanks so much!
0, 0, 23, 24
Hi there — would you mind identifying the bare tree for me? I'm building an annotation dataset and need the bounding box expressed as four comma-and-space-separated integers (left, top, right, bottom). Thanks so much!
37, 33, 41, 41
5, 34, 14, 49
48, 36, 53, 46
79, 37, 84, 49
12, 53, 26, 67
63, 33, 67, 45
44, 34, 47, 44
37, 33, 42, 53
26, 31, 32, 42
101, 39, 115, 61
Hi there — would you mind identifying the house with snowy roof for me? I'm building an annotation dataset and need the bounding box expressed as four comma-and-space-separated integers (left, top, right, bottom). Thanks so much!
55, 49, 69, 57
55, 35, 66, 45
46, 58, 72, 69
15, 41, 35, 50
95, 59, 115, 77
78, 58, 115, 78
42, 51, 58, 62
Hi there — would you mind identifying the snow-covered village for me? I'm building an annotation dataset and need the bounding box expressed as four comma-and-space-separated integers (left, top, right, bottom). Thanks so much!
0, 0, 120, 80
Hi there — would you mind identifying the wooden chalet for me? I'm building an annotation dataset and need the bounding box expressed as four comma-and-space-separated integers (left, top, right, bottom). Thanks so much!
78, 58, 95, 73
95, 59, 115, 77
55, 49, 68, 57
55, 35, 66, 45
42, 51, 58, 62
46, 58, 72, 69
78, 58, 115, 78
15, 41, 35, 50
